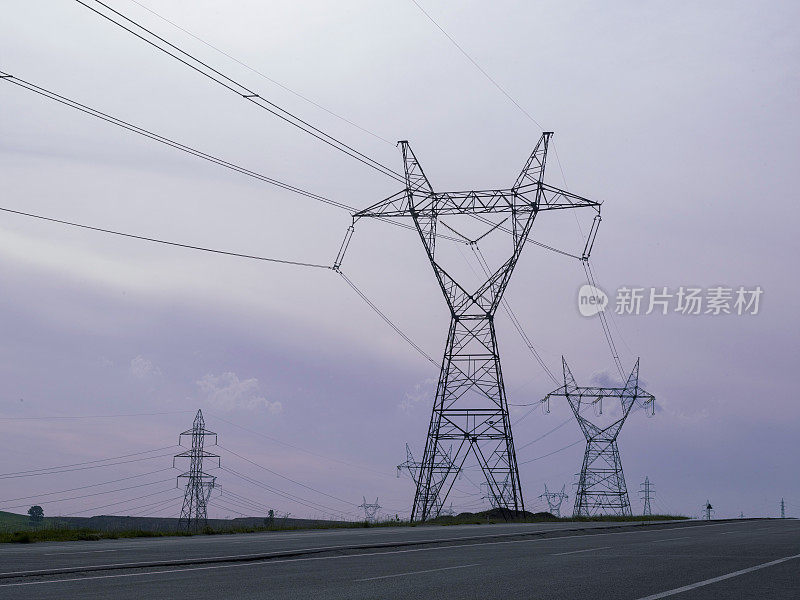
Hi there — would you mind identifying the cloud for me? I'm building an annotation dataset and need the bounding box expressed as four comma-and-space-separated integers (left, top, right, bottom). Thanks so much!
399, 377, 436, 413
129, 355, 160, 379
196, 372, 281, 413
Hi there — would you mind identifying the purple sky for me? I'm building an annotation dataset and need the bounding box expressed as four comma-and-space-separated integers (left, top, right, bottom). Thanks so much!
0, 0, 797, 521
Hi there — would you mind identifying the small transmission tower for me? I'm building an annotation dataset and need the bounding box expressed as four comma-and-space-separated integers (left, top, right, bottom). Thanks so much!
396, 443, 459, 518
639, 476, 654, 516
353, 132, 601, 521
358, 497, 381, 522
539, 483, 569, 517
781, 498, 785, 519
704, 500, 713, 521
543, 358, 654, 517
174, 409, 219, 530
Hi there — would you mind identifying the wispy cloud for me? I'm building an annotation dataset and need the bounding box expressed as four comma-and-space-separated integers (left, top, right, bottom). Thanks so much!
196, 372, 281, 413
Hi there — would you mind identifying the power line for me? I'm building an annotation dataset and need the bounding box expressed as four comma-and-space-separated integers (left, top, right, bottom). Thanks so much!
207, 413, 395, 480
66, 487, 177, 516
220, 466, 357, 519
0, 411, 193, 420
73, 0, 403, 182
0, 452, 177, 480
518, 439, 583, 465
217, 444, 353, 507
407, 0, 544, 130
0, 477, 175, 512
0, 446, 176, 479
0, 206, 333, 270
338, 270, 437, 365
516, 417, 572, 452
129, 0, 393, 145
0, 468, 173, 503
0, 71, 351, 212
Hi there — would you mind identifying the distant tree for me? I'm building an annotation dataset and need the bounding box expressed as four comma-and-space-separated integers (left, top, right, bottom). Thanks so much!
27, 505, 44, 526
264, 509, 275, 527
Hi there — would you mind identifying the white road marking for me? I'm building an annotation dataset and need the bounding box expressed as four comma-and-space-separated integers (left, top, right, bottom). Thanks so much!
355, 563, 479, 581
635, 553, 800, 599
647, 536, 692, 543
0, 520, 744, 578
552, 546, 611, 556
43, 550, 119, 556
0, 522, 756, 588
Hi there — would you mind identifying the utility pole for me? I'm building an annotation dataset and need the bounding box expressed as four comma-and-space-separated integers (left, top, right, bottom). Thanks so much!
542, 358, 655, 517
358, 497, 381, 523
539, 483, 569, 517
174, 409, 219, 530
704, 500, 713, 521
351, 132, 601, 522
639, 476, 654, 516
781, 498, 785, 519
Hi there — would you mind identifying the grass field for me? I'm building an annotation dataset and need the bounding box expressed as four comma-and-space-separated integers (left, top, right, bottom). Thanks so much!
0, 509, 689, 544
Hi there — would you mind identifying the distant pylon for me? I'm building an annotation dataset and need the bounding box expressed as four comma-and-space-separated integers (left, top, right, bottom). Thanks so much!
539, 483, 568, 517
781, 498, 785, 519
174, 409, 219, 530
396, 443, 458, 518
704, 500, 713, 521
639, 476, 654, 516
358, 497, 381, 522
542, 358, 655, 517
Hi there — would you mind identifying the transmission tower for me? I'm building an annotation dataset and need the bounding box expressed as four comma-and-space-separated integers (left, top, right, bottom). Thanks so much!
396, 443, 459, 518
351, 132, 601, 521
539, 483, 569, 517
639, 476, 654, 516
704, 500, 713, 520
543, 358, 655, 517
358, 497, 381, 522
781, 498, 785, 519
174, 409, 219, 530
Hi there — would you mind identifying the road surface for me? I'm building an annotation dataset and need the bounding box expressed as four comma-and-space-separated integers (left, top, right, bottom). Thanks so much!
0, 518, 797, 599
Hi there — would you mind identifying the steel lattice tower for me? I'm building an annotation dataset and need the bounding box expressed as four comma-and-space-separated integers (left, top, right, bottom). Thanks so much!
639, 476, 654, 516
354, 132, 600, 521
358, 497, 381, 522
174, 409, 220, 530
539, 483, 569, 517
543, 358, 654, 517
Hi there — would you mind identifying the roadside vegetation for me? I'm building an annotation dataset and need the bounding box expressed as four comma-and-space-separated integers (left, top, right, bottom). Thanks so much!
0, 508, 688, 544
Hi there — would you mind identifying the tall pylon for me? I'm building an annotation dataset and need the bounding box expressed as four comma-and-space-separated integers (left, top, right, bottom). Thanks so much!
174, 409, 219, 530
358, 497, 381, 522
353, 133, 601, 521
543, 358, 655, 517
639, 476, 654, 516
704, 500, 713, 521
539, 483, 569, 517
781, 498, 785, 519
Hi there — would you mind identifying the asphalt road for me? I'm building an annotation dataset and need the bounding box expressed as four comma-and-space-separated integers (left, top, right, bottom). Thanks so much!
0, 518, 797, 599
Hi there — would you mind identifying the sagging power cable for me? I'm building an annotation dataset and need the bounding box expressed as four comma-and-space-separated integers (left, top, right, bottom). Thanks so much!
74, 0, 404, 183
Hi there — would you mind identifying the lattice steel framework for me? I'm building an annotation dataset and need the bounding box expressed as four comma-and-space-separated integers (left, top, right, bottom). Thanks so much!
543, 358, 654, 517
355, 132, 600, 521
539, 483, 569, 517
174, 409, 219, 530
640, 476, 654, 516
358, 497, 381, 522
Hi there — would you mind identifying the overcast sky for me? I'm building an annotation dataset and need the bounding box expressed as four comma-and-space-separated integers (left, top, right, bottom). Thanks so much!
0, 0, 797, 521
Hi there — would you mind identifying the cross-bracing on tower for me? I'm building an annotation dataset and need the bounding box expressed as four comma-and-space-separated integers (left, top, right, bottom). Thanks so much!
640, 476, 654, 516
397, 443, 459, 518
539, 483, 569, 517
358, 497, 381, 522
174, 409, 219, 530
542, 358, 654, 517
352, 132, 601, 521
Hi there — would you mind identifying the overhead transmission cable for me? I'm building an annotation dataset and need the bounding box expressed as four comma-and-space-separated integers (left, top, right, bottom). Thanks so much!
128, 0, 393, 145
74, 0, 403, 182
406, 1, 629, 377
0, 452, 177, 480
217, 443, 354, 507
0, 71, 463, 245
0, 446, 176, 479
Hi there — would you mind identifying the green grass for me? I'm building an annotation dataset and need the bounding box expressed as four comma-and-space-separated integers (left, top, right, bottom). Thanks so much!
0, 512, 689, 544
